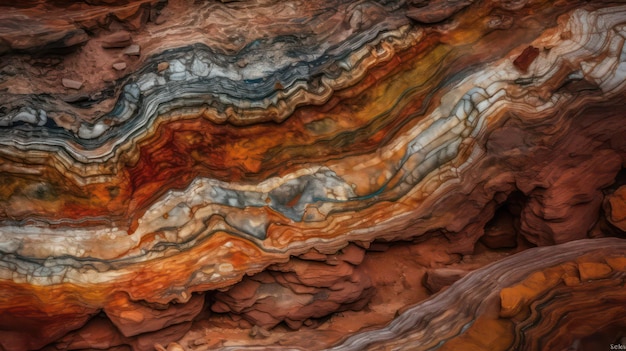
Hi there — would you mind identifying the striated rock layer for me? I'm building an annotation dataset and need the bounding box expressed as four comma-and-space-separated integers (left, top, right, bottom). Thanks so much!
1, 0, 626, 350
326, 238, 626, 351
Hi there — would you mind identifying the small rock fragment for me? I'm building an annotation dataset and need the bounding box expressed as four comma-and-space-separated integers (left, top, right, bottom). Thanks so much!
64, 29, 90, 48
298, 248, 327, 261
112, 62, 127, 71
249, 325, 271, 339
62, 78, 83, 90
513, 46, 540, 73
605, 185, 626, 231
157, 62, 170, 72
155, 16, 166, 25
338, 244, 366, 265
101, 31, 132, 49
487, 15, 513, 30
578, 261, 612, 281
166, 342, 185, 351
191, 338, 208, 346
124, 44, 141, 56
150, 8, 166, 25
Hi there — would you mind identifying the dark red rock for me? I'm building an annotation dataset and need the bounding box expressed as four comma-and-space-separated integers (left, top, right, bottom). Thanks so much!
481, 209, 517, 249
0, 309, 97, 351
1, 1, 626, 350
518, 148, 622, 245
212, 251, 374, 329
513, 46, 540, 73
48, 316, 127, 350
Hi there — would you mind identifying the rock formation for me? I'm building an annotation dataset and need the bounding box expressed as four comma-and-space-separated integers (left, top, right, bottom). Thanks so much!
0, 0, 625, 350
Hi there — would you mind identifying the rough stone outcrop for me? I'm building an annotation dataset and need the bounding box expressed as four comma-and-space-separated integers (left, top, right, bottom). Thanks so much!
606, 185, 626, 232
0, 0, 626, 350
212, 244, 373, 329
323, 238, 626, 351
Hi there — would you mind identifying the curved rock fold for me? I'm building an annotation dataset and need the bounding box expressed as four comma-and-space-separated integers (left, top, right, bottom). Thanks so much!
0, 0, 625, 350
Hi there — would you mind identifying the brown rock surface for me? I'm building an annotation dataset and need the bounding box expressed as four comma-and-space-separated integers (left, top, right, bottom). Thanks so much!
0, 0, 625, 350
212, 244, 374, 329
423, 268, 469, 293
480, 208, 518, 249
606, 185, 626, 231
104, 293, 204, 337
0, 1, 159, 54
406, 0, 473, 24
101, 30, 132, 48
323, 238, 626, 351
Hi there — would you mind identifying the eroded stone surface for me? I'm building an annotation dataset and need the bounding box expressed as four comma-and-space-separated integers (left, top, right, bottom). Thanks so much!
1, 0, 626, 350
212, 244, 373, 329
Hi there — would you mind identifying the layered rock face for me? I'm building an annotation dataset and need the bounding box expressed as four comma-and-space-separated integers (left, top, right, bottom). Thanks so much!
1, 0, 626, 350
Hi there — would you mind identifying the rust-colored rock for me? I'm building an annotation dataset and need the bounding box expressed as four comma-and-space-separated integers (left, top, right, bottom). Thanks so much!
212, 247, 374, 329
513, 46, 540, 73
423, 268, 469, 293
0, 0, 625, 350
606, 185, 626, 231
104, 293, 204, 337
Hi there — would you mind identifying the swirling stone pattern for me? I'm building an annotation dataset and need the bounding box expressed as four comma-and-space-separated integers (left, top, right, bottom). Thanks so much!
1, 0, 626, 350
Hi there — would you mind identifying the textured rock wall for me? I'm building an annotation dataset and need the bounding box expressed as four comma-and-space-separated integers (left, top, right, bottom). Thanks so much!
1, 0, 626, 350
325, 238, 626, 351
